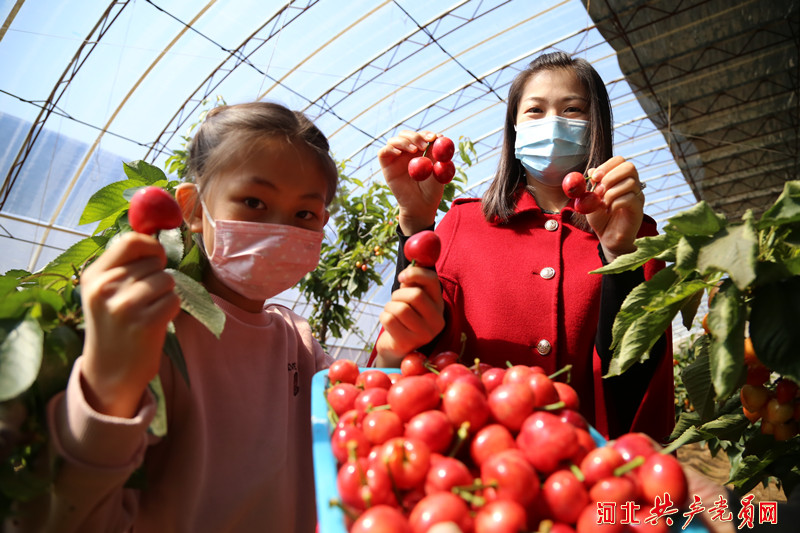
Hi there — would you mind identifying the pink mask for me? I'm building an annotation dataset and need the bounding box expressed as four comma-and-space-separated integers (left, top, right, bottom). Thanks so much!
201, 200, 323, 302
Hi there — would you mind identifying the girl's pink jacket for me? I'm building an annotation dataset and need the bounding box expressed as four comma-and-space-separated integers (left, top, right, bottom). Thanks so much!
14, 295, 330, 533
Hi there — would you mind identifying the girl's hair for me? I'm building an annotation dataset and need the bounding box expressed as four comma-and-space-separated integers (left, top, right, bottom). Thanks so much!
185, 102, 339, 205
482, 51, 613, 222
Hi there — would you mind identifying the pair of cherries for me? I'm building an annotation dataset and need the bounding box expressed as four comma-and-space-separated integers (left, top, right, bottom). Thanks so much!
407, 136, 456, 184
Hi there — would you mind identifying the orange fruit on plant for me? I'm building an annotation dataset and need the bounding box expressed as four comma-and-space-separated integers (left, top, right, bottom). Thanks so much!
743, 337, 763, 368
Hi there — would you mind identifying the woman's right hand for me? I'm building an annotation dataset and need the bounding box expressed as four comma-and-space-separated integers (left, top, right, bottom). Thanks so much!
378, 130, 447, 236
375, 265, 445, 367
79, 232, 182, 418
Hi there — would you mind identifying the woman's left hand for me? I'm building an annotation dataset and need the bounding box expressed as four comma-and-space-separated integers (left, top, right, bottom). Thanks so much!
585, 156, 645, 263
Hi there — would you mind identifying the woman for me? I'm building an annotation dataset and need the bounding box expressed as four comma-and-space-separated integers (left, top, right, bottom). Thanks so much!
371, 51, 674, 441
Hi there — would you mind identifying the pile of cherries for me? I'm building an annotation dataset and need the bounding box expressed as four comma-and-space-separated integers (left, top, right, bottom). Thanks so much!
324, 353, 688, 533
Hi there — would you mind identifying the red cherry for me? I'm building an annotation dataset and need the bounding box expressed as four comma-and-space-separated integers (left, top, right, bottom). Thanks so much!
387, 375, 441, 422
579, 446, 626, 487
637, 453, 688, 508
487, 382, 534, 431
405, 409, 454, 454
474, 499, 528, 533
408, 491, 472, 533
480, 367, 507, 394
432, 160, 456, 184
328, 359, 360, 384
353, 387, 389, 414
356, 369, 393, 390
403, 230, 441, 268
542, 469, 589, 524
553, 381, 581, 411
362, 409, 404, 445
423, 454, 473, 495
128, 186, 183, 235
373, 437, 431, 490
775, 379, 798, 404
326, 382, 361, 416
429, 350, 459, 370
517, 411, 580, 474
431, 136, 455, 162
611, 432, 658, 463
442, 381, 490, 434
350, 505, 411, 533
408, 156, 433, 181
562, 171, 587, 199
574, 190, 603, 214
481, 448, 540, 506
401, 352, 429, 376
470, 423, 517, 467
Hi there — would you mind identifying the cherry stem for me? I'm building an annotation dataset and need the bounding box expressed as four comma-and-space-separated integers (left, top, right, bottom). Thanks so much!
569, 462, 585, 482
382, 456, 406, 510
329, 498, 358, 521
538, 400, 566, 411
447, 421, 471, 458
548, 364, 572, 382
452, 486, 486, 507
613, 455, 646, 477
422, 361, 440, 374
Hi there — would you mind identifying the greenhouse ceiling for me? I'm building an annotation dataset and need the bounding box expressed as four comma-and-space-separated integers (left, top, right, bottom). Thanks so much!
1, 0, 797, 360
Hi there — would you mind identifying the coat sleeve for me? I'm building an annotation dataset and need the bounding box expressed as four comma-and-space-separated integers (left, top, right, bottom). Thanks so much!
594, 216, 675, 443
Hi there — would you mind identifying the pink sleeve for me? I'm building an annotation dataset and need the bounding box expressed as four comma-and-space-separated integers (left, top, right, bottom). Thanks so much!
18, 356, 158, 533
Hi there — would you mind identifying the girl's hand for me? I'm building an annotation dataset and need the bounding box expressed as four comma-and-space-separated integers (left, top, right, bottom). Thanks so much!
80, 232, 182, 418
585, 156, 645, 262
375, 266, 445, 367
378, 130, 446, 236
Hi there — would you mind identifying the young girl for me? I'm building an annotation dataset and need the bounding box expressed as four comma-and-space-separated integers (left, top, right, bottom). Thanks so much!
20, 102, 338, 532
372, 51, 674, 442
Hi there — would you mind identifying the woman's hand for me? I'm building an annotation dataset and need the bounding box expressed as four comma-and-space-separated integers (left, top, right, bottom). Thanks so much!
378, 130, 446, 236
375, 265, 445, 367
586, 156, 645, 262
80, 232, 182, 418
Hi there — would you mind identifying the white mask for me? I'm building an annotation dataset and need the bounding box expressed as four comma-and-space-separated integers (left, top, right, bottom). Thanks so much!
200, 198, 323, 302
514, 116, 589, 186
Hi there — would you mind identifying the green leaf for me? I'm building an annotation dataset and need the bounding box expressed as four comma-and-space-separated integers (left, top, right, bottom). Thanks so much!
590, 233, 678, 275
147, 374, 168, 437
607, 269, 682, 376
749, 276, 800, 383
167, 269, 225, 338
758, 181, 800, 229
682, 350, 715, 422
123, 160, 168, 185
673, 235, 706, 276
79, 179, 145, 225
664, 201, 727, 236
667, 413, 704, 444
178, 238, 204, 282
696, 213, 758, 291
679, 287, 704, 331
38, 236, 109, 291
707, 283, 747, 399
159, 228, 184, 267
0, 316, 45, 402
642, 277, 706, 313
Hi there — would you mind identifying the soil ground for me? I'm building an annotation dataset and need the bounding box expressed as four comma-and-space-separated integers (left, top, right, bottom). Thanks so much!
677, 442, 787, 503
